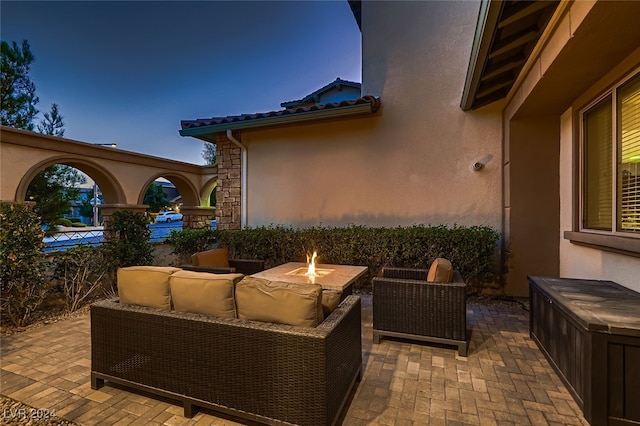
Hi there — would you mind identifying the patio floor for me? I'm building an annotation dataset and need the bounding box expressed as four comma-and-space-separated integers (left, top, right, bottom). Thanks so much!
0, 295, 589, 426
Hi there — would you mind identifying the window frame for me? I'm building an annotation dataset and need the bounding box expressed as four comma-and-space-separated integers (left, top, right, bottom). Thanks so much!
578, 69, 640, 239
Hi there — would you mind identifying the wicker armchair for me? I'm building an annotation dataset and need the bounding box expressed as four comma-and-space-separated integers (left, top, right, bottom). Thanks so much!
181, 248, 265, 275
372, 267, 468, 356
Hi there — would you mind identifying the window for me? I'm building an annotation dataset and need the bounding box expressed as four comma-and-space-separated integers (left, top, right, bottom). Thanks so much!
582, 71, 640, 235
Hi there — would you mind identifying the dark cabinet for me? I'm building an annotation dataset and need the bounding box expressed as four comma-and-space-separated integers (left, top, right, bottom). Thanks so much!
528, 276, 640, 426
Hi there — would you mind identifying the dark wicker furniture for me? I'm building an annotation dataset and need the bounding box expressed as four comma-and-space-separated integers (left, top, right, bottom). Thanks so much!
181, 258, 265, 275
372, 267, 468, 356
91, 295, 362, 425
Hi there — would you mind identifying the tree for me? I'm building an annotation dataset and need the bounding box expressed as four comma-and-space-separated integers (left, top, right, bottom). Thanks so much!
28, 100, 87, 226
78, 198, 94, 219
1, 40, 39, 130
2, 40, 83, 227
144, 182, 170, 213
202, 142, 216, 165
26, 165, 86, 228
37, 103, 65, 136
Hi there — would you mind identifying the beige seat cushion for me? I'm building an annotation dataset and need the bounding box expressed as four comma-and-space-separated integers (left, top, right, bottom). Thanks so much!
117, 266, 182, 310
321, 290, 343, 318
191, 248, 230, 268
169, 270, 243, 318
235, 277, 323, 327
427, 258, 454, 283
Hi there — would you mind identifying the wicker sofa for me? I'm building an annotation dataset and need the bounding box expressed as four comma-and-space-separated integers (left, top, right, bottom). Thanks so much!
91, 269, 362, 425
372, 265, 468, 356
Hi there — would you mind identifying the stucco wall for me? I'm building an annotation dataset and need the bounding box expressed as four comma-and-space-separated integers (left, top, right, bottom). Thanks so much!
559, 109, 640, 293
556, 46, 640, 293
504, 116, 560, 297
244, 1, 502, 231
501, 1, 640, 295
0, 127, 212, 207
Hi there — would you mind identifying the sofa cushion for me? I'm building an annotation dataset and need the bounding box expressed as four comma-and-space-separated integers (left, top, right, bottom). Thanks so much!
117, 266, 182, 310
235, 275, 271, 287
321, 290, 343, 318
427, 258, 454, 283
169, 270, 244, 318
235, 277, 323, 327
191, 248, 230, 268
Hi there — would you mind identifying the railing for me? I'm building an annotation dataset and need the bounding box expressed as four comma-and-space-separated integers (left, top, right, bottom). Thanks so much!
43, 229, 104, 252
43, 222, 187, 252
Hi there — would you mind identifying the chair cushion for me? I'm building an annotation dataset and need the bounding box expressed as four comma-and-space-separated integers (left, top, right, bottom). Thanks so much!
117, 266, 182, 310
427, 258, 454, 283
191, 248, 230, 268
169, 270, 244, 318
235, 277, 323, 327
321, 290, 343, 318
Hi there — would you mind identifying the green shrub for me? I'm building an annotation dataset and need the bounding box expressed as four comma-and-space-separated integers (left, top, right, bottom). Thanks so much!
217, 225, 500, 293
52, 244, 107, 312
166, 228, 218, 262
102, 210, 154, 270
0, 202, 49, 327
55, 218, 73, 227
66, 217, 81, 223
71, 222, 86, 227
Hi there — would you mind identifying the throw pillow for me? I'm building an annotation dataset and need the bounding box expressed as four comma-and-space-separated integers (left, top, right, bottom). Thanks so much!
235, 277, 323, 327
192, 248, 230, 268
117, 266, 182, 310
427, 258, 454, 283
169, 270, 243, 318
321, 290, 343, 318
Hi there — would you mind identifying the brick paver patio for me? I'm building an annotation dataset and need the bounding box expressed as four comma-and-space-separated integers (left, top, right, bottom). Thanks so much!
1, 295, 589, 425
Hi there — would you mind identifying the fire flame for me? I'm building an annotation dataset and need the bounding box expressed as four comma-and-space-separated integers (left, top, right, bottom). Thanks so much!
305, 251, 318, 277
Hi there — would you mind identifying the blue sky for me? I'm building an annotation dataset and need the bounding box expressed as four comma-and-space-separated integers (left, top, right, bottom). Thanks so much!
1, 1, 361, 164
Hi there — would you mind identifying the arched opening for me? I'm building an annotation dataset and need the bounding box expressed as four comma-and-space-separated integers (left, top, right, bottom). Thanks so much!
138, 172, 200, 209
16, 156, 126, 227
139, 172, 215, 231
201, 178, 217, 208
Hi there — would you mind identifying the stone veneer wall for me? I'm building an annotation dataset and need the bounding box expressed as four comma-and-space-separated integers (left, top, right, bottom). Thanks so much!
215, 133, 242, 230
180, 207, 215, 230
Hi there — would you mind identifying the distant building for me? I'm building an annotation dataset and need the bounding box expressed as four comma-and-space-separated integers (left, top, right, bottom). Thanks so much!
280, 78, 361, 108
66, 187, 101, 223
153, 179, 181, 206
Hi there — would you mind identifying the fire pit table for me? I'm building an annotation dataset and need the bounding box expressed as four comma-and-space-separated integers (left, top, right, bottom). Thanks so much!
251, 262, 368, 297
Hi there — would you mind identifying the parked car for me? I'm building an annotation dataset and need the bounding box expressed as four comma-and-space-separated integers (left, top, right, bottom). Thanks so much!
155, 211, 183, 223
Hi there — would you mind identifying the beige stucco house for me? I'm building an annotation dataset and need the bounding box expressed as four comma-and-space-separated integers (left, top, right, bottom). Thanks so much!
180, 0, 640, 296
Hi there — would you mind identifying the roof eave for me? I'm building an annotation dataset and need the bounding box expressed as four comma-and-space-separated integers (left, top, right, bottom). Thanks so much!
461, 0, 560, 111
460, 0, 502, 111
179, 101, 377, 139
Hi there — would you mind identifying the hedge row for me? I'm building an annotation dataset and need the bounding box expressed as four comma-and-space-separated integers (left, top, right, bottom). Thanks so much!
212, 225, 500, 293
55, 218, 87, 227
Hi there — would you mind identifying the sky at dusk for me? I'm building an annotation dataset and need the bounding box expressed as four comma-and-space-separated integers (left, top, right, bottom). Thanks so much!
1, 1, 362, 164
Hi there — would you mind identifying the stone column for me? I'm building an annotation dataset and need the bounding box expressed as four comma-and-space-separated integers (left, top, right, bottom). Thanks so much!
215, 133, 242, 230
180, 206, 215, 229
